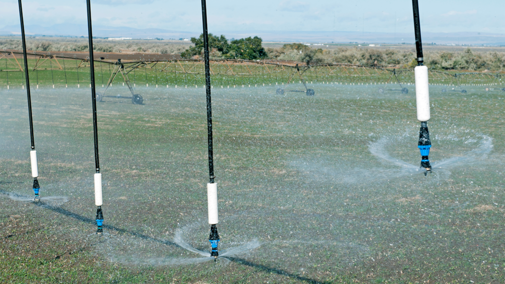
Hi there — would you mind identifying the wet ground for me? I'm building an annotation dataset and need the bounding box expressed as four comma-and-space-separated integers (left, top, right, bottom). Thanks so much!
1, 83, 505, 282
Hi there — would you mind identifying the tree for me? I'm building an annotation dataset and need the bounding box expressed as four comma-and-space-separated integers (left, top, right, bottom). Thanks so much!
181, 33, 229, 59
225, 36, 267, 60
181, 34, 268, 60
301, 49, 324, 65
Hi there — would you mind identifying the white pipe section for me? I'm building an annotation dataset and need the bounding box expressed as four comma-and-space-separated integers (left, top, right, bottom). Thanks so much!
30, 150, 38, 178
94, 173, 103, 206
207, 183, 218, 224
415, 66, 430, 121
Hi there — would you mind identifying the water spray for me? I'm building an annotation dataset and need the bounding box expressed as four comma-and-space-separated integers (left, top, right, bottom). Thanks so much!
201, 0, 220, 260
86, 0, 104, 234
18, 0, 41, 202
412, 0, 432, 175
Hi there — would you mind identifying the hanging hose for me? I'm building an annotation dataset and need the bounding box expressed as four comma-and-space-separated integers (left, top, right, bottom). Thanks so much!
412, 0, 432, 174
86, 0, 104, 234
18, 0, 41, 201
201, 0, 220, 260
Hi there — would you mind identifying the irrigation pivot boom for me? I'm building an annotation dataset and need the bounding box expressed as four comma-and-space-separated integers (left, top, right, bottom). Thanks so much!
97, 59, 143, 104
86, 0, 105, 234
412, 0, 432, 175
18, 0, 42, 202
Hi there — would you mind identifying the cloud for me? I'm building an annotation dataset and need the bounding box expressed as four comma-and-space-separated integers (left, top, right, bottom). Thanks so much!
442, 10, 477, 17
278, 0, 309, 12
95, 0, 155, 6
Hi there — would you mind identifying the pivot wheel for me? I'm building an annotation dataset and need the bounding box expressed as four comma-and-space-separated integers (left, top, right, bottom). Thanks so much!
276, 88, 285, 95
96, 92, 103, 102
401, 87, 409, 94
378, 88, 384, 94
461, 89, 467, 93
306, 89, 315, 96
132, 94, 143, 105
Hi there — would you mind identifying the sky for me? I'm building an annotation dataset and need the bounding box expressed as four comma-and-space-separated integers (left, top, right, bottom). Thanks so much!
0, 0, 503, 38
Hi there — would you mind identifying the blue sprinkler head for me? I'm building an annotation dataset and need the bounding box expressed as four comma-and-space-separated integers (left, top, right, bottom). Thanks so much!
33, 178, 40, 202
96, 206, 104, 235
419, 145, 432, 175
418, 122, 432, 174
418, 145, 431, 157
210, 239, 220, 256
209, 224, 220, 259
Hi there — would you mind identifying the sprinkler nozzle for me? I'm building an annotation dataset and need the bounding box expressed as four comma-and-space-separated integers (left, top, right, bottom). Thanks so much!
96, 206, 104, 235
33, 178, 40, 202
209, 224, 220, 260
418, 122, 432, 174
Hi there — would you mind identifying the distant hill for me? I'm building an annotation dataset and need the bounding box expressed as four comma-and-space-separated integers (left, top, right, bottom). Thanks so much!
253, 31, 505, 46
1, 24, 504, 46
0, 24, 195, 40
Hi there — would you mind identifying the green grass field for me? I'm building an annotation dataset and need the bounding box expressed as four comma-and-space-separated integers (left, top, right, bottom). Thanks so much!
1, 81, 505, 283
1, 58, 503, 90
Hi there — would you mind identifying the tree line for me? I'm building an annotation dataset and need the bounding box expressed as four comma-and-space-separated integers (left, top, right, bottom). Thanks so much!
1, 37, 503, 71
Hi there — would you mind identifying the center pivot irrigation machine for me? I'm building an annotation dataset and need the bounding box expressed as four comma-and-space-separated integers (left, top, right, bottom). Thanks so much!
96, 59, 144, 104
276, 63, 315, 96
377, 68, 409, 94
10, 0, 505, 272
